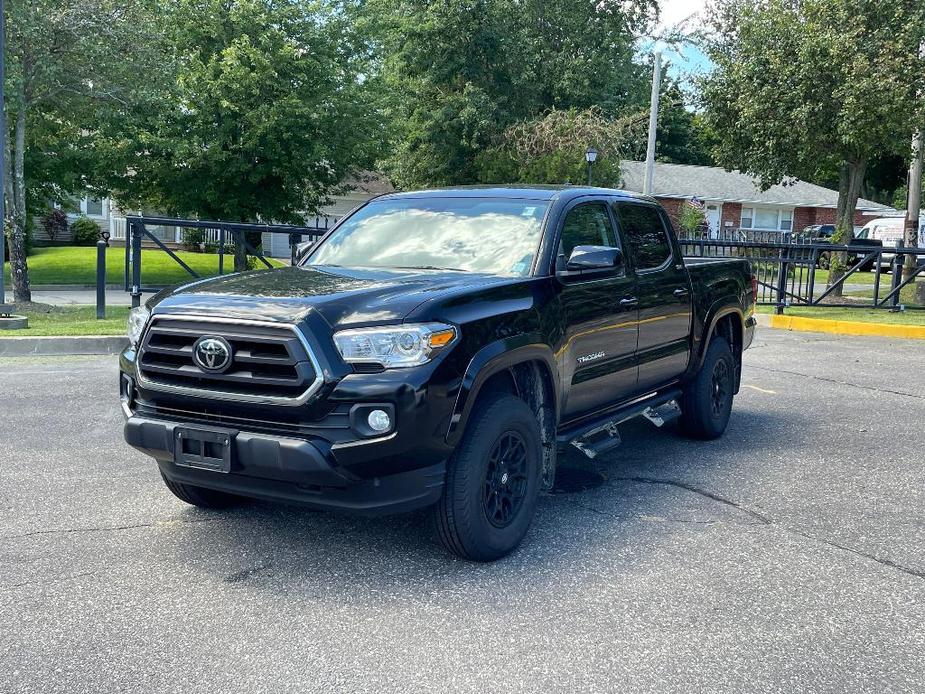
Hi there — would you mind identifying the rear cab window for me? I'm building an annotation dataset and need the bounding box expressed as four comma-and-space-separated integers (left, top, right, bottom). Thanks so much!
613, 202, 673, 271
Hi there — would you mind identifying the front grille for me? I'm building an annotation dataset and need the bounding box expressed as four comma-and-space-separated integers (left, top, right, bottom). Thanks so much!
136, 316, 322, 405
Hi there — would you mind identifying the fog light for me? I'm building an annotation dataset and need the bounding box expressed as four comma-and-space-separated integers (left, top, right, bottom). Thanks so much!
367, 409, 392, 433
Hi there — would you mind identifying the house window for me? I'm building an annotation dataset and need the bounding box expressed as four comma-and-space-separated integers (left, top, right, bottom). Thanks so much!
84, 197, 105, 217
741, 206, 794, 231
779, 209, 793, 231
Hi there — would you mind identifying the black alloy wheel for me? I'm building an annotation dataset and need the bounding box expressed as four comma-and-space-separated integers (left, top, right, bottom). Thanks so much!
482, 432, 529, 528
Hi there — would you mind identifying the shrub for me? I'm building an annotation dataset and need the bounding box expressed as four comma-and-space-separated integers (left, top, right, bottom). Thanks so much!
679, 201, 708, 235
71, 216, 102, 246
180, 229, 206, 252
41, 209, 69, 244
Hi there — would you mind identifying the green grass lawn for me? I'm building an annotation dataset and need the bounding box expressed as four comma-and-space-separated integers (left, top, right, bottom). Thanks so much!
756, 305, 925, 325
1, 305, 130, 336
3, 245, 285, 287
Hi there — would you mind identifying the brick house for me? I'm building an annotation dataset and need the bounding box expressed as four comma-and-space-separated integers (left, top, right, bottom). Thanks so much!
618, 161, 892, 235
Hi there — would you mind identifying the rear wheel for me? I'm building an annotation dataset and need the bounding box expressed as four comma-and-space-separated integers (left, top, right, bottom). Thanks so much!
161, 474, 246, 509
680, 336, 735, 440
431, 394, 542, 561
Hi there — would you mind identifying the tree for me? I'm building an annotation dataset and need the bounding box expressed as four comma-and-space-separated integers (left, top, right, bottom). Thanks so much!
655, 83, 715, 166
367, 0, 656, 189
699, 0, 925, 294
108, 0, 381, 271
474, 106, 649, 185
3, 0, 162, 302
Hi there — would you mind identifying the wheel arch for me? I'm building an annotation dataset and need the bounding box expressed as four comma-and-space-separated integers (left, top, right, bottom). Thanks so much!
446, 340, 560, 488
691, 303, 745, 392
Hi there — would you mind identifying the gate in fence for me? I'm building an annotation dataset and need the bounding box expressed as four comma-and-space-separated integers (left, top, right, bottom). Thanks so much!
122, 216, 335, 308
679, 229, 925, 312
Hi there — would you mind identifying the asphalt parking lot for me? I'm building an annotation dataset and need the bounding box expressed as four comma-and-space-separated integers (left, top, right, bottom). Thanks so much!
1, 328, 923, 693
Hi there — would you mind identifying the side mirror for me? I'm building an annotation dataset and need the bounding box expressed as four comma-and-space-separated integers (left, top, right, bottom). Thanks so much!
564, 245, 624, 273
295, 240, 315, 262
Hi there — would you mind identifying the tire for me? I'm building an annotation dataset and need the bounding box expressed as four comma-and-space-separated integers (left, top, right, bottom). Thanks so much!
160, 474, 246, 509
680, 336, 736, 440
431, 394, 542, 561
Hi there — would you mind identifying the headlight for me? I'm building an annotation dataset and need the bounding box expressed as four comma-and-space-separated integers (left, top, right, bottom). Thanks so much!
127, 306, 151, 347
333, 323, 457, 368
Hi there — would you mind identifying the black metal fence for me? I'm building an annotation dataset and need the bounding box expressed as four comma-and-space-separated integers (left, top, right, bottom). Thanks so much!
123, 216, 335, 307
679, 229, 925, 312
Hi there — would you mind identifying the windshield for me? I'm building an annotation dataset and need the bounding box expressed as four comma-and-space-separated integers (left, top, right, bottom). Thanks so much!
307, 197, 549, 277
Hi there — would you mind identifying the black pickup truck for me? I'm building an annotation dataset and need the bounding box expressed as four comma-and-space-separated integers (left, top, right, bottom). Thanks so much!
121, 186, 756, 561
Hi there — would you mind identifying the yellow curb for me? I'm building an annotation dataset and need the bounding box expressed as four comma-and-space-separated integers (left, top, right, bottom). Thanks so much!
769, 314, 925, 340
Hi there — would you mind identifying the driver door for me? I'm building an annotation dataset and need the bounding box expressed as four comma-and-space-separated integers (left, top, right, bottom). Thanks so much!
555, 200, 639, 420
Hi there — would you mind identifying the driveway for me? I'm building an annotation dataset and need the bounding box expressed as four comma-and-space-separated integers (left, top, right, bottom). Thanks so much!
1, 329, 923, 693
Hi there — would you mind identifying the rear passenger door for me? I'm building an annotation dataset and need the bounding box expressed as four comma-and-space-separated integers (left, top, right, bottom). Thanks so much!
555, 200, 639, 420
613, 201, 692, 391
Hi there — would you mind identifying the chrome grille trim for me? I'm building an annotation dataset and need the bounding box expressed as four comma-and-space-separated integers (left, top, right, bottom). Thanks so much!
135, 314, 324, 407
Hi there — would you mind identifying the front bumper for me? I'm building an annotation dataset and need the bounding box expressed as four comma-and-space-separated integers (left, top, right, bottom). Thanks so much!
124, 415, 446, 515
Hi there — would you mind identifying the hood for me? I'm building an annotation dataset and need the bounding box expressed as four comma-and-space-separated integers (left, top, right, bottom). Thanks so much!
149, 265, 519, 329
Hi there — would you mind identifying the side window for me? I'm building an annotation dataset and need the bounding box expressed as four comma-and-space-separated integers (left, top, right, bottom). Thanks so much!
557, 203, 618, 266
615, 203, 672, 271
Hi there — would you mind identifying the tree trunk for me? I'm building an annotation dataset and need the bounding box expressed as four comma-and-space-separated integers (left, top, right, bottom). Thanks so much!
233, 231, 248, 272
826, 157, 866, 298
7, 91, 31, 303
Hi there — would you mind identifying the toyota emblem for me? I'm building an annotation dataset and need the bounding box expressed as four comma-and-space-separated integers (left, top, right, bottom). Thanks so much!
193, 336, 233, 373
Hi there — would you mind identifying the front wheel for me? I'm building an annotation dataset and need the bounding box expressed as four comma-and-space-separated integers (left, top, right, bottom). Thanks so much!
431, 394, 542, 561
680, 336, 736, 440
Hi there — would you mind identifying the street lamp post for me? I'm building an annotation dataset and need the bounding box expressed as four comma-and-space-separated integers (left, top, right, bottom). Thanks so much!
585, 147, 598, 186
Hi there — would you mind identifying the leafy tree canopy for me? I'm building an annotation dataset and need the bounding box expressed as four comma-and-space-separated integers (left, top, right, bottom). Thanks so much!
366, 0, 657, 188
106, 0, 380, 224
699, 0, 925, 222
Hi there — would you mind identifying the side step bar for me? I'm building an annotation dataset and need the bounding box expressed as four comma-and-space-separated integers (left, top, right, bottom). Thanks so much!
557, 388, 683, 459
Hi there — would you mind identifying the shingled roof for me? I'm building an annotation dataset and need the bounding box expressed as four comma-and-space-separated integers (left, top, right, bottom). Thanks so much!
619, 160, 889, 211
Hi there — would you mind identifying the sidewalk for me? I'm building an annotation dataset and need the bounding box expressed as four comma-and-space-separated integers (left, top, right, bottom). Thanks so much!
28, 289, 154, 307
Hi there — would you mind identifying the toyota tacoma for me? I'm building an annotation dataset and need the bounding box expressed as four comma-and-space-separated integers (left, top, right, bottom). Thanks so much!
121, 186, 757, 561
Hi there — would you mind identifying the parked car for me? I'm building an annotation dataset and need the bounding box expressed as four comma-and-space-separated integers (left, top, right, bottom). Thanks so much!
801, 224, 882, 271
121, 186, 757, 561
856, 216, 925, 269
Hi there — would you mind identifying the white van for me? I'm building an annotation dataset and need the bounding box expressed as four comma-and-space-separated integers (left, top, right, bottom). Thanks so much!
856, 215, 925, 267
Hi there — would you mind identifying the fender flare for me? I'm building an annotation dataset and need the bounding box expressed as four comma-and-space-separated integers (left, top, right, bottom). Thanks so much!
445, 336, 560, 447
689, 301, 745, 375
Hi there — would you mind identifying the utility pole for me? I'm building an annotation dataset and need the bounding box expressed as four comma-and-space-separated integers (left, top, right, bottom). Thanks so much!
643, 51, 662, 196
903, 129, 922, 283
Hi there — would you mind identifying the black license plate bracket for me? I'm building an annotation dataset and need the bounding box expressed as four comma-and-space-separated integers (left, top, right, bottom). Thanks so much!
174, 426, 235, 473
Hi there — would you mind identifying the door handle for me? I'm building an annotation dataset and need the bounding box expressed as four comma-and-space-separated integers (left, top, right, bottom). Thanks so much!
673, 288, 690, 298
620, 297, 639, 308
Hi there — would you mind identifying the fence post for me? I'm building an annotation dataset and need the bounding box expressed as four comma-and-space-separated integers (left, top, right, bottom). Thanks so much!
96, 233, 108, 319
775, 246, 788, 314
131, 219, 143, 309
123, 222, 130, 292
889, 251, 903, 311
218, 225, 225, 275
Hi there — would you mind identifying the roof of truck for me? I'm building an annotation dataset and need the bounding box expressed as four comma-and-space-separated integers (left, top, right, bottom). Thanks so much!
377, 185, 652, 203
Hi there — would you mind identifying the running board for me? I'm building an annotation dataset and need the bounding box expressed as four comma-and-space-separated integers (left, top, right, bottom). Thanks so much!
558, 388, 682, 459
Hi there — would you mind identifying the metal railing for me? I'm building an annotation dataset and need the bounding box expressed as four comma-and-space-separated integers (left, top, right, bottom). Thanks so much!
124, 216, 335, 308
679, 231, 925, 312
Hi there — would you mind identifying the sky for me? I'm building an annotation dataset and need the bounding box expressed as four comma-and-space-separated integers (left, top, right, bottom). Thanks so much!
646, 0, 714, 87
